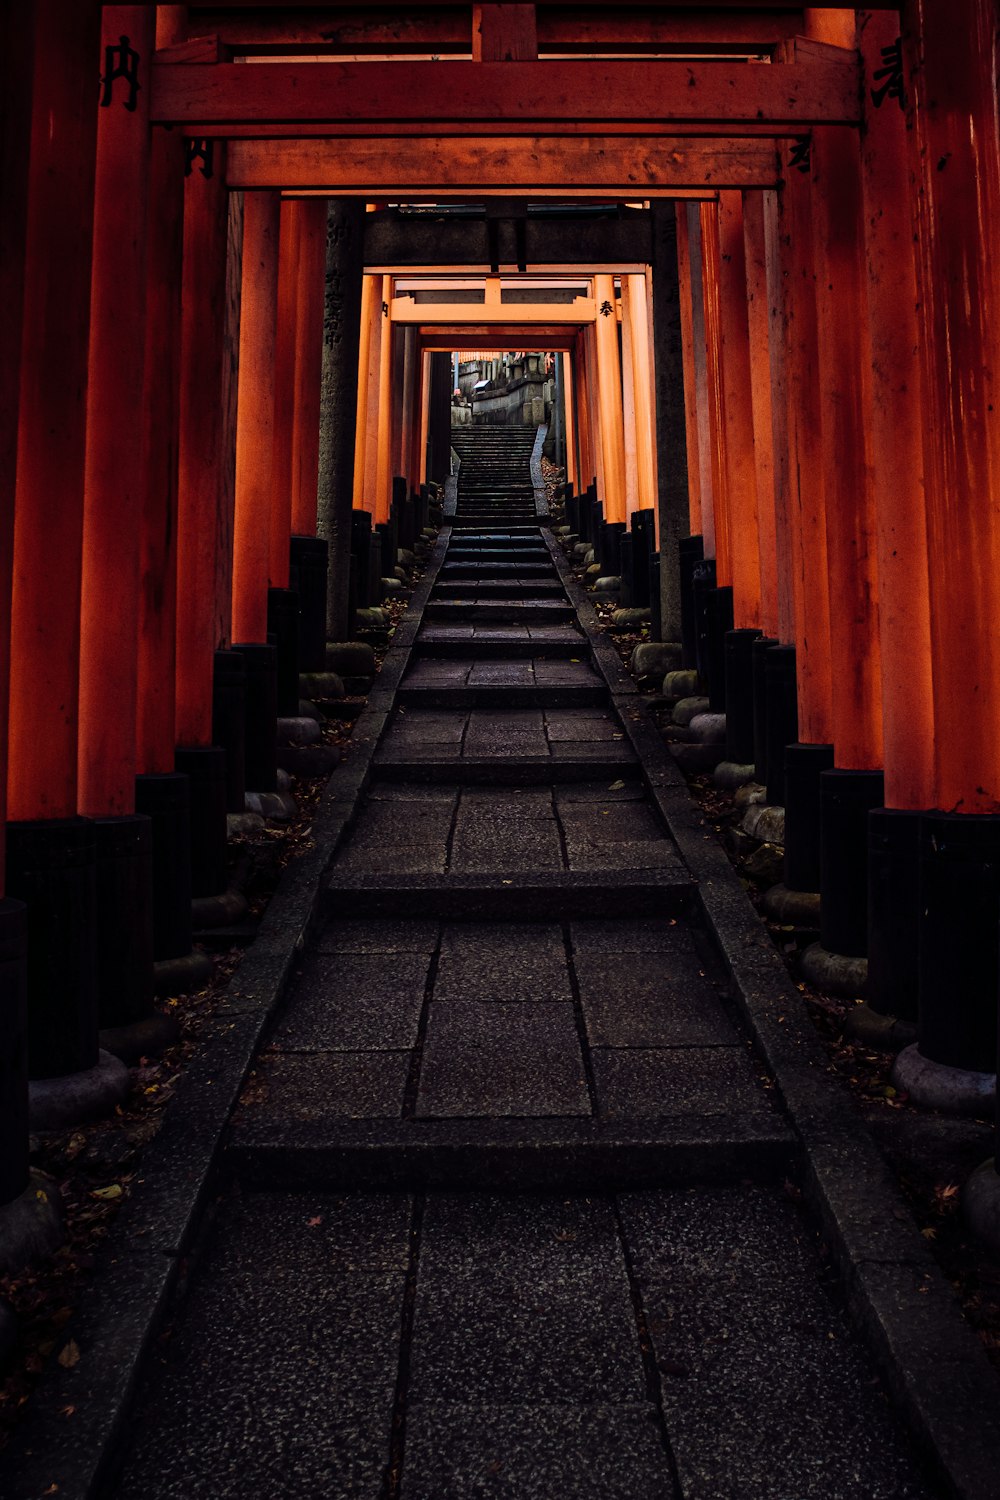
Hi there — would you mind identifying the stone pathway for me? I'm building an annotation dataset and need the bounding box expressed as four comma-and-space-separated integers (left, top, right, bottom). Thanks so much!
105, 441, 941, 1498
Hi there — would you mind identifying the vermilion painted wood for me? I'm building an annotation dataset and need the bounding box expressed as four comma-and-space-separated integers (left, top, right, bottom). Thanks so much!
194, 8, 802, 53
175, 148, 231, 746
904, 0, 1000, 813
777, 147, 833, 746
374, 291, 395, 526
563, 354, 578, 493
352, 274, 376, 513
0, 4, 36, 885
857, 11, 932, 811
225, 136, 781, 192
699, 201, 730, 585
594, 276, 626, 524
473, 4, 538, 60
270, 198, 300, 589
760, 189, 795, 645
573, 335, 594, 494
150, 58, 862, 129
136, 9, 186, 775
811, 123, 883, 771
741, 191, 779, 640
232, 190, 281, 646
8, 0, 101, 823
623, 275, 656, 516
674, 209, 703, 536
716, 190, 761, 630
685, 206, 716, 558
290, 199, 326, 535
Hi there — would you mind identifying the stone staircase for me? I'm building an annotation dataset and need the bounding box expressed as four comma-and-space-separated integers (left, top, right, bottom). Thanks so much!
450, 423, 539, 525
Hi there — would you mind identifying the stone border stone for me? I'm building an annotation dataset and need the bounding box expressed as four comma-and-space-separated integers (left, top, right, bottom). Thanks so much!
545, 526, 1000, 1500
0, 530, 452, 1500
530, 422, 549, 518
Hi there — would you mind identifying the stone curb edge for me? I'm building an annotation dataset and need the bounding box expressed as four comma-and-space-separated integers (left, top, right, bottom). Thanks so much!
530, 422, 549, 518
546, 527, 1000, 1500
0, 529, 453, 1500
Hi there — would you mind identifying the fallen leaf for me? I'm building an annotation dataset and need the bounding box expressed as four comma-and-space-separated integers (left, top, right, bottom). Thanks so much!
90, 1184, 122, 1202
306, 1216, 323, 1228
608, 780, 625, 791
60, 1406, 76, 1418
57, 1340, 80, 1369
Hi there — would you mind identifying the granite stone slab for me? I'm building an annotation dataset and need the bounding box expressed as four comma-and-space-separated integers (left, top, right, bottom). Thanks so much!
591, 1046, 778, 1122
113, 1191, 410, 1499
244, 1051, 411, 1121
274, 952, 432, 1050
315, 918, 441, 955
417, 1002, 589, 1118
408, 1195, 644, 1403
400, 1403, 676, 1500
575, 953, 735, 1047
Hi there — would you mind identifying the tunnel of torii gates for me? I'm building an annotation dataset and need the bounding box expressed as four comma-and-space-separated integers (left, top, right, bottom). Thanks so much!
2, 0, 1000, 1237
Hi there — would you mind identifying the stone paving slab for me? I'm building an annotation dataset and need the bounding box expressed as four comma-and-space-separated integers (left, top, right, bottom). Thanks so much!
112, 1192, 411, 1499
575, 952, 736, 1047
417, 1001, 590, 1117
618, 1185, 938, 1500
408, 1194, 644, 1401
273, 951, 432, 1050
253, 1049, 412, 1119
592, 1046, 778, 1122
400, 1403, 674, 1500
377, 707, 637, 765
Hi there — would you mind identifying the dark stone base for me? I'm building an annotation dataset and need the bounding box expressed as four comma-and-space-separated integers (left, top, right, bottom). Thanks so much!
192, 887, 248, 929
28, 1052, 130, 1132
799, 942, 867, 998
244, 789, 297, 821
276, 744, 342, 778
152, 949, 213, 997
99, 1011, 180, 1065
963, 1159, 1000, 1253
891, 1044, 995, 1116
0, 1299, 15, 1369
762, 883, 821, 926
842, 1001, 917, 1054
669, 742, 726, 774
0, 1170, 64, 1273
713, 760, 757, 790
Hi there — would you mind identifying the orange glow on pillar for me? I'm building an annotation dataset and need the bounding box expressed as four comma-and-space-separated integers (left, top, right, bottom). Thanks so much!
593, 274, 627, 524
290, 199, 326, 536
741, 192, 779, 640
8, 0, 101, 823
716, 191, 761, 630
269, 198, 300, 588
675, 209, 704, 535
232, 191, 280, 645
699, 202, 730, 585
779, 155, 834, 745
374, 279, 394, 526
812, 127, 883, 771
907, 0, 1000, 812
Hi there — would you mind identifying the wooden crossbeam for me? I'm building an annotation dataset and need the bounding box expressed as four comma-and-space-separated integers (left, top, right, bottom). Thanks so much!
391, 294, 596, 323
188, 7, 803, 55
418, 329, 580, 351
151, 57, 860, 132
363, 211, 654, 269
227, 134, 780, 191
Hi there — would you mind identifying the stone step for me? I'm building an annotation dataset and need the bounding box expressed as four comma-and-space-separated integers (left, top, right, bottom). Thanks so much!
321, 868, 695, 921
440, 564, 557, 581
424, 599, 575, 622
430, 580, 565, 598
396, 683, 607, 709
371, 755, 639, 783
412, 635, 586, 660
227, 1120, 795, 1192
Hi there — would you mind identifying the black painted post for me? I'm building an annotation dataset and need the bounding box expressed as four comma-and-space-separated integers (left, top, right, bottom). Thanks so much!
631, 510, 656, 609
267, 586, 301, 716
0, 899, 28, 1207
783, 742, 835, 893
692, 558, 717, 683
212, 649, 247, 814
763, 645, 798, 807
751, 635, 779, 785
818, 769, 885, 958
724, 627, 762, 763
679, 535, 704, 668
649, 553, 662, 641
866, 808, 922, 1024
351, 510, 372, 610
317, 198, 366, 645
705, 587, 734, 713
289, 534, 329, 673
232, 642, 277, 792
